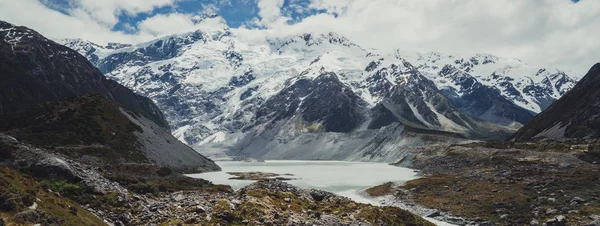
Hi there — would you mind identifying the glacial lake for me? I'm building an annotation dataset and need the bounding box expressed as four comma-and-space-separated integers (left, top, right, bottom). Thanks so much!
187, 160, 420, 203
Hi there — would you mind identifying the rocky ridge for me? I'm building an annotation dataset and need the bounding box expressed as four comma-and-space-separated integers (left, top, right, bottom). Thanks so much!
405, 52, 579, 120
87, 180, 433, 226
511, 63, 600, 141
0, 20, 220, 172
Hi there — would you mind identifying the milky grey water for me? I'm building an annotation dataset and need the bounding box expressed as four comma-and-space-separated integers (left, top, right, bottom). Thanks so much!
187, 160, 418, 198
187, 160, 454, 226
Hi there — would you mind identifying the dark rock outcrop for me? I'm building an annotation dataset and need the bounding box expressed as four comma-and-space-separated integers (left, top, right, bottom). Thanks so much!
437, 65, 536, 125
253, 72, 365, 133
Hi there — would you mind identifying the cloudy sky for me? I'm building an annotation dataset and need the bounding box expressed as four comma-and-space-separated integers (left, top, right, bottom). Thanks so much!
0, 0, 597, 73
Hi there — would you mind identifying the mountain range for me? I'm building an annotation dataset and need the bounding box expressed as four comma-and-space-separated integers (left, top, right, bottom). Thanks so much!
60, 15, 581, 160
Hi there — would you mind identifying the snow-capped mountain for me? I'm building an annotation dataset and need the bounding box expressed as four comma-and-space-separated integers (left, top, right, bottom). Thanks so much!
61, 15, 580, 161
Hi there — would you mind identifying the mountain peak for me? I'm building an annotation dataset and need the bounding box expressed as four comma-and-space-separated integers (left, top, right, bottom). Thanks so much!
591, 62, 600, 72
61, 38, 103, 49
0, 20, 44, 47
268, 32, 361, 51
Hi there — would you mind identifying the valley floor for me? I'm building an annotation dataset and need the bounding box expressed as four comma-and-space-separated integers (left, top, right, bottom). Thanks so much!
0, 134, 433, 226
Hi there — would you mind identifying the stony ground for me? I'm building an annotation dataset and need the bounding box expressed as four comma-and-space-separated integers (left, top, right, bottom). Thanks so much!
82, 180, 433, 226
370, 142, 600, 225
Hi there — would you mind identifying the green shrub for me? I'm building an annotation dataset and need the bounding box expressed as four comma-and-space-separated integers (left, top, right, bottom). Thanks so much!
45, 180, 84, 197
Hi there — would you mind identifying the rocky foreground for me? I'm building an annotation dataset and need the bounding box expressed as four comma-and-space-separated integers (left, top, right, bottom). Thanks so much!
88, 180, 433, 225
368, 141, 600, 225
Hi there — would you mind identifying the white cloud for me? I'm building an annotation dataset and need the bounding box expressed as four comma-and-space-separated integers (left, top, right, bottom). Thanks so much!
0, 0, 598, 73
255, 0, 289, 28
137, 13, 198, 37
0, 0, 227, 44
0, 0, 182, 44
200, 3, 219, 15
248, 0, 600, 73
137, 12, 228, 38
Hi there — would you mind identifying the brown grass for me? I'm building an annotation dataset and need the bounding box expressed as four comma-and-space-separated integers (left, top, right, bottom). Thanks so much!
0, 166, 106, 225
402, 175, 531, 223
365, 182, 393, 197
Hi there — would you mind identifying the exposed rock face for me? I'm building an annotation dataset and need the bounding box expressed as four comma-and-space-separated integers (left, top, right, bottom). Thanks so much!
224, 69, 475, 161
253, 72, 365, 133
0, 21, 219, 172
0, 21, 169, 129
511, 63, 600, 141
368, 62, 509, 139
434, 65, 537, 125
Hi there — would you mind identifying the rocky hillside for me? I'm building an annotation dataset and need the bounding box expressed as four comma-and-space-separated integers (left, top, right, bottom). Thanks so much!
0, 95, 219, 173
0, 21, 168, 129
61, 15, 580, 160
511, 63, 600, 141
